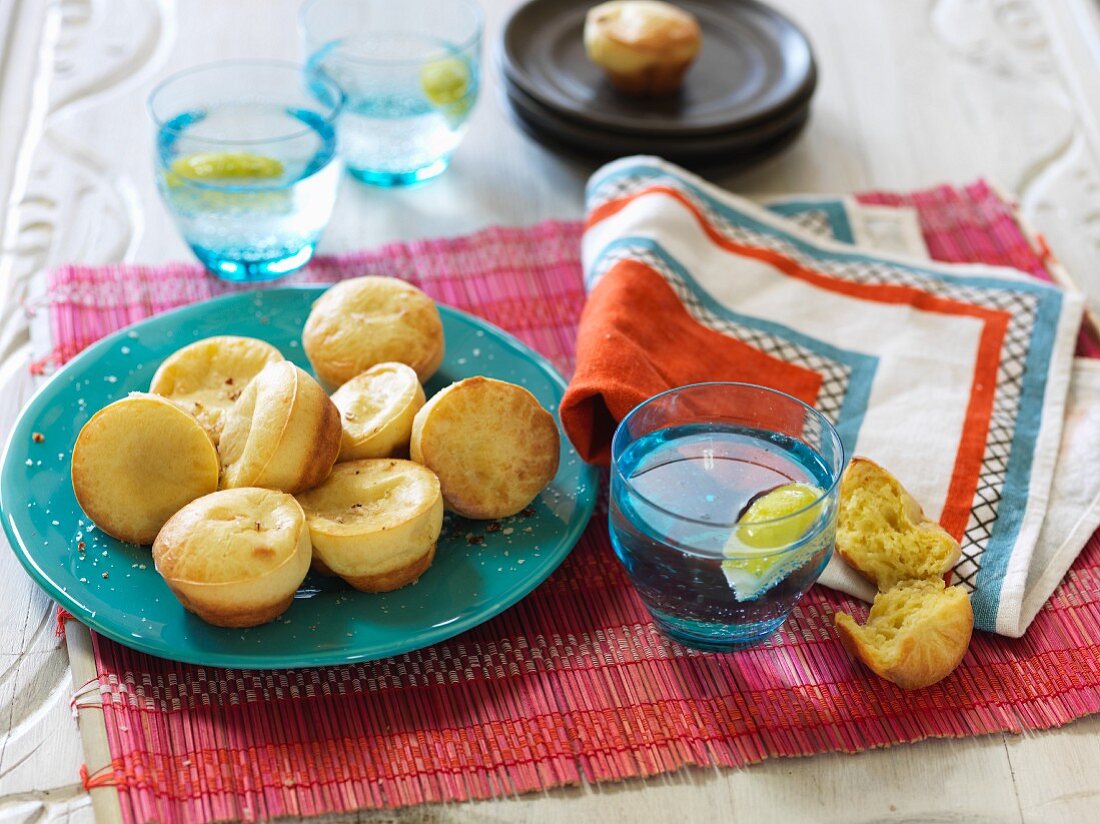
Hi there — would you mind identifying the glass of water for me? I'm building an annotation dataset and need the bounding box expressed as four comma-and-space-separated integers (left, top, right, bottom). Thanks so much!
300, 0, 483, 186
148, 61, 343, 282
609, 383, 846, 651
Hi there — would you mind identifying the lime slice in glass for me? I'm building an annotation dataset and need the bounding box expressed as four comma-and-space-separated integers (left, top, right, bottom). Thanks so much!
721, 482, 824, 601
736, 482, 824, 549
170, 152, 285, 183
420, 57, 470, 108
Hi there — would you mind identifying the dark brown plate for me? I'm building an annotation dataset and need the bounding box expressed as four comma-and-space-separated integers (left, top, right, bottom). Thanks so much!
503, 70, 810, 158
500, 0, 816, 137
500, 76, 810, 167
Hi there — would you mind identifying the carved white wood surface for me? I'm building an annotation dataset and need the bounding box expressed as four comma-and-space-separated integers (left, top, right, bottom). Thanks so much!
2, 1, 1100, 822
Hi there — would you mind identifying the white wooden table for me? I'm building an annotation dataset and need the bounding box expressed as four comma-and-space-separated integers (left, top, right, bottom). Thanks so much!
2, 1, 1100, 821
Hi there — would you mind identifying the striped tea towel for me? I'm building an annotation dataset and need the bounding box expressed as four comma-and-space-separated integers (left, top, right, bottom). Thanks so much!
764, 192, 1100, 637
559, 157, 1087, 636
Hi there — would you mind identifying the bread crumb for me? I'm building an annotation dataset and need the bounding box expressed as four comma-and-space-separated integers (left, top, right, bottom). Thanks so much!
31, 432, 44, 443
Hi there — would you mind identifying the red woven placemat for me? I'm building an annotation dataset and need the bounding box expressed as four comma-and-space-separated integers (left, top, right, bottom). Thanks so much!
46, 184, 1100, 823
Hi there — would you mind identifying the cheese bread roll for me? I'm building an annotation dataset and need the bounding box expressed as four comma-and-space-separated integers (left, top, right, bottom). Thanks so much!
218, 361, 341, 493
149, 336, 284, 445
332, 362, 426, 462
302, 276, 444, 386
410, 377, 559, 519
153, 487, 312, 627
71, 393, 219, 545
296, 459, 443, 592
584, 0, 702, 95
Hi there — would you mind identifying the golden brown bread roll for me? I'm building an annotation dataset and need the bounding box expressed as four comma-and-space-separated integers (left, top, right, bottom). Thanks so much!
296, 459, 443, 592
71, 393, 220, 545
835, 579, 973, 690
148, 335, 284, 445
410, 376, 560, 519
218, 360, 341, 493
331, 362, 426, 462
302, 276, 444, 386
153, 487, 312, 627
584, 0, 702, 95
836, 457, 961, 590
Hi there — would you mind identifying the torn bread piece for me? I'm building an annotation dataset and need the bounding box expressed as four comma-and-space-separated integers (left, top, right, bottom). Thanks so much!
836, 457, 961, 589
835, 579, 973, 690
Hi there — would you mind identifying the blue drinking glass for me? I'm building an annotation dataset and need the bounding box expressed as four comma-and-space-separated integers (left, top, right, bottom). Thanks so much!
148, 60, 344, 282
609, 382, 846, 651
300, 0, 483, 187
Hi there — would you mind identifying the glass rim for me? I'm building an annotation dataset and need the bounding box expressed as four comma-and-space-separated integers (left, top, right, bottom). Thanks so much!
611, 381, 846, 535
298, 0, 484, 66
146, 59, 345, 146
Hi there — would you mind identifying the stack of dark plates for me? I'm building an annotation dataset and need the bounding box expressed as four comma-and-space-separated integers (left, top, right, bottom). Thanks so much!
499, 0, 817, 167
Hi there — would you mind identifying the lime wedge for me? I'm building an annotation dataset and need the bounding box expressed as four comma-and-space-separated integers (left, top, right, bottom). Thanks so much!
420, 57, 470, 108
736, 482, 824, 549
720, 482, 824, 601
170, 152, 285, 182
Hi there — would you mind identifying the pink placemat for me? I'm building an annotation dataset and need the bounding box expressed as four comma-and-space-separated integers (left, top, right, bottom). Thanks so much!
45, 184, 1100, 824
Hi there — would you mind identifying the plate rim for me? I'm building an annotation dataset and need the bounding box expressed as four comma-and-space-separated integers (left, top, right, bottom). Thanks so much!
500, 0, 818, 137
501, 65, 811, 153
501, 62, 814, 144
498, 75, 810, 167
0, 286, 599, 670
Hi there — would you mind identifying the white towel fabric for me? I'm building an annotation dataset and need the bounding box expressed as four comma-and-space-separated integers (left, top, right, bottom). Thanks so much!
806, 199, 1100, 636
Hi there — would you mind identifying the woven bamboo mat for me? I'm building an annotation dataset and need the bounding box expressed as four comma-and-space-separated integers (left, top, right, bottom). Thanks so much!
44, 183, 1100, 823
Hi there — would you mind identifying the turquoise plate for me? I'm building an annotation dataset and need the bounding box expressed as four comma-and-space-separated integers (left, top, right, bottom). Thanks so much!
0, 288, 597, 669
